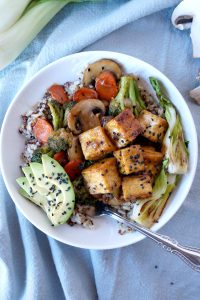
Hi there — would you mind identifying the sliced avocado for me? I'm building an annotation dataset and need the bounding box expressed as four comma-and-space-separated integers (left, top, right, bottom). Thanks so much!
17, 157, 75, 226
29, 162, 69, 225
42, 154, 75, 222
19, 188, 32, 199
22, 166, 49, 197
16, 177, 46, 208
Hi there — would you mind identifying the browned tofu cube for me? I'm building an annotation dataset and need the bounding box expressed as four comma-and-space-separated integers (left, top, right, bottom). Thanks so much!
144, 163, 161, 182
142, 147, 163, 164
122, 175, 152, 201
79, 126, 115, 160
82, 157, 121, 195
114, 145, 145, 175
142, 146, 163, 182
138, 110, 168, 143
105, 109, 143, 148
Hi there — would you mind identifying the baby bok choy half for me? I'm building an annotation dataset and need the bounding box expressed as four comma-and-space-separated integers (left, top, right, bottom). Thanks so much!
150, 77, 188, 174
0, 0, 96, 70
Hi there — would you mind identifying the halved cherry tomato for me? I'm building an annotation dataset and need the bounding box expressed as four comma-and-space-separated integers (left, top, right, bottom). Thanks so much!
53, 151, 68, 167
48, 84, 69, 104
33, 118, 53, 144
95, 71, 118, 101
73, 87, 98, 102
64, 159, 83, 181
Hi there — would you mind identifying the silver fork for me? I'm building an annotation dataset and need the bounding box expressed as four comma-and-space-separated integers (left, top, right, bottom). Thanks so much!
95, 201, 200, 272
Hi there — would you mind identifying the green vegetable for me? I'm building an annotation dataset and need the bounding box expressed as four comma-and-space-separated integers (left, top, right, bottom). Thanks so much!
63, 101, 77, 127
31, 145, 54, 163
48, 101, 64, 130
17, 155, 75, 225
48, 128, 72, 152
129, 78, 146, 116
130, 165, 177, 228
0, 0, 31, 33
150, 77, 188, 174
73, 176, 95, 205
109, 76, 146, 116
80, 160, 94, 169
0, 0, 98, 70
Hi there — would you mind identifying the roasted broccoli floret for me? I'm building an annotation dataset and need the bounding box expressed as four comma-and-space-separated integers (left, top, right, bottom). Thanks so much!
31, 146, 54, 163
48, 101, 64, 130
109, 76, 146, 116
47, 128, 73, 152
73, 176, 96, 205
63, 101, 77, 127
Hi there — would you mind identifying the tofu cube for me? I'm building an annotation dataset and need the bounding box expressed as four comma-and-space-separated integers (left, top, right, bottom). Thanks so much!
122, 175, 152, 201
82, 157, 121, 195
142, 147, 163, 164
79, 126, 115, 160
142, 146, 163, 182
138, 110, 168, 143
105, 109, 142, 148
144, 163, 161, 182
114, 145, 145, 175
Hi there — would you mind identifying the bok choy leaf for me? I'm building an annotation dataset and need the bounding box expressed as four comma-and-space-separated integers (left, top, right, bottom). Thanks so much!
149, 77, 188, 174
0, 0, 95, 70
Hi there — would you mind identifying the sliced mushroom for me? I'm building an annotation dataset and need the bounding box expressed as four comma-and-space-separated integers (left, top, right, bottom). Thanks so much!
67, 136, 84, 161
190, 85, 200, 104
67, 99, 106, 134
171, 0, 200, 58
83, 59, 122, 86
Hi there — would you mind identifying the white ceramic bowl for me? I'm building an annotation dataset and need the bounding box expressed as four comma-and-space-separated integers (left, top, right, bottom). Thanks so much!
0, 51, 198, 249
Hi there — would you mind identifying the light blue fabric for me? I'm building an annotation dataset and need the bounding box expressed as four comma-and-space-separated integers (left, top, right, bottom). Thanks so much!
1, 0, 200, 299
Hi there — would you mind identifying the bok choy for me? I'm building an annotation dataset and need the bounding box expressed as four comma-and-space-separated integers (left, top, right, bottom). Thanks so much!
150, 77, 188, 174
0, 0, 95, 70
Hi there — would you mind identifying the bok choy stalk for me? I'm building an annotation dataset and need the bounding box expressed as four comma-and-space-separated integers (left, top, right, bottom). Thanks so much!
109, 76, 146, 116
129, 165, 177, 228
149, 77, 188, 174
0, 0, 32, 33
0, 0, 91, 70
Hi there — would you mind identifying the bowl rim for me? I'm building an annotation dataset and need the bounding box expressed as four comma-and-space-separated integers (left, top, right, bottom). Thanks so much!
0, 50, 198, 249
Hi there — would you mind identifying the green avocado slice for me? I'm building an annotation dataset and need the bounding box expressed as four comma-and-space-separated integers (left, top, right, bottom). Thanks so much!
41, 154, 75, 223
16, 177, 46, 208
17, 157, 75, 226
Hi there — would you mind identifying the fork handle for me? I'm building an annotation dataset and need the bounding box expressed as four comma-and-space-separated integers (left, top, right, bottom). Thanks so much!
104, 207, 200, 272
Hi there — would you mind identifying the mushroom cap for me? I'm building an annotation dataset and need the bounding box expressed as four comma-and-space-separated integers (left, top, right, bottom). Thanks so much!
171, 0, 200, 57
83, 59, 122, 86
171, 0, 199, 29
67, 99, 106, 135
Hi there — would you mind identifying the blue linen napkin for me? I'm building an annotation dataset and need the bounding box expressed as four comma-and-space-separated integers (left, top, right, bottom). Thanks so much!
1, 1, 200, 299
